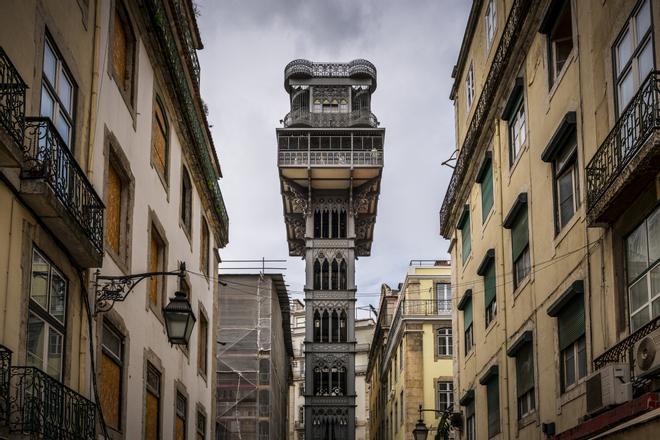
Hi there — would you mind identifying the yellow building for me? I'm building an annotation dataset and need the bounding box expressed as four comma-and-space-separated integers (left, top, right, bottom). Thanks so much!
440, 0, 660, 439
367, 261, 454, 440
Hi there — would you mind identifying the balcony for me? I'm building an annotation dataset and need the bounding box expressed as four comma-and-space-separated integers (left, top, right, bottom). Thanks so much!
0, 47, 27, 168
20, 118, 104, 267
586, 71, 660, 226
400, 299, 452, 317
0, 345, 96, 439
283, 109, 379, 128
278, 150, 383, 167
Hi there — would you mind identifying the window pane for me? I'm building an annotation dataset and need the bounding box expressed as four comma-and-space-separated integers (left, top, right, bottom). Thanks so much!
651, 265, 660, 319
631, 307, 649, 332
648, 207, 660, 262
30, 251, 49, 310
43, 42, 57, 85
58, 71, 73, 115
49, 269, 66, 324
629, 275, 649, 314
616, 29, 632, 74
102, 325, 123, 359
41, 86, 55, 119
26, 313, 45, 369
577, 337, 587, 379
635, 0, 651, 42
618, 68, 634, 110
558, 169, 575, 227
47, 327, 63, 378
638, 39, 654, 84
563, 347, 575, 387
56, 110, 71, 146
626, 220, 649, 280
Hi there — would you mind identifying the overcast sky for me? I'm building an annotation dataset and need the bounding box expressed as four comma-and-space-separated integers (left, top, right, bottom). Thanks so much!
197, 0, 471, 315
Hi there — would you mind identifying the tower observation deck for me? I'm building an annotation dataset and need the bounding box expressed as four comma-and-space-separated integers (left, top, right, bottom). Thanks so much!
277, 59, 384, 440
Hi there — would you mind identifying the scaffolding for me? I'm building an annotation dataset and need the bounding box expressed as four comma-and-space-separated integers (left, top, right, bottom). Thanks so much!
217, 274, 293, 439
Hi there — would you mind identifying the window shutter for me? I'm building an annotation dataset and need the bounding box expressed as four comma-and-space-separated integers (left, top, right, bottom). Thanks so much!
112, 8, 127, 87
481, 164, 493, 221
464, 298, 473, 328
487, 378, 500, 436
484, 263, 496, 307
511, 209, 529, 261
558, 295, 585, 350
515, 344, 535, 396
106, 163, 122, 253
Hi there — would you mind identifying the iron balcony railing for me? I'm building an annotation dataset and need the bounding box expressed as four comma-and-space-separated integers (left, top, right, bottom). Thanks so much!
171, 0, 200, 85
22, 117, 104, 253
0, 46, 27, 146
593, 315, 660, 372
278, 150, 383, 167
401, 299, 452, 316
283, 109, 379, 128
586, 71, 660, 212
0, 345, 97, 439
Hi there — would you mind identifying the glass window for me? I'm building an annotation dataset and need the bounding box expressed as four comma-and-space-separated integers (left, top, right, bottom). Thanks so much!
459, 212, 472, 265
112, 3, 135, 98
435, 283, 452, 312
466, 63, 475, 110
484, 262, 497, 326
100, 323, 123, 431
466, 400, 476, 440
548, 1, 574, 87
557, 295, 587, 392
41, 37, 75, 147
436, 381, 453, 412
511, 207, 530, 288
485, 0, 497, 50
198, 313, 208, 375
148, 225, 165, 308
515, 344, 535, 419
436, 327, 453, 356
554, 137, 580, 230
486, 377, 500, 437
480, 161, 493, 222
508, 97, 526, 163
201, 218, 210, 277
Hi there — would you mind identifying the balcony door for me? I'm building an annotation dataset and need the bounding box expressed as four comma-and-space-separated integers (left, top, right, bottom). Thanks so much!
435, 283, 452, 313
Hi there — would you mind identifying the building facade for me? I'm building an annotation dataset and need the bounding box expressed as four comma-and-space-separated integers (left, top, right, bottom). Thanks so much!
440, 0, 660, 439
366, 261, 454, 440
0, 1, 228, 439
355, 318, 375, 440
288, 299, 307, 440
216, 274, 293, 440
277, 58, 385, 440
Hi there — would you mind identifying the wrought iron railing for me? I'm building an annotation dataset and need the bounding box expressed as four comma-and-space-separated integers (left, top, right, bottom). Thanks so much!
21, 117, 104, 253
401, 299, 452, 316
278, 150, 383, 166
0, 46, 27, 146
283, 109, 379, 128
586, 71, 660, 212
171, 0, 200, 85
438, 0, 532, 236
0, 345, 96, 439
593, 315, 660, 371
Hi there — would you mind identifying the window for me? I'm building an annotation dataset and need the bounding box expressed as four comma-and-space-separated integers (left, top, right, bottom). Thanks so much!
486, 377, 500, 437
558, 295, 587, 391
436, 328, 452, 357
551, 134, 580, 231
312, 365, 347, 396
435, 283, 452, 312
181, 167, 193, 235
145, 363, 161, 440
26, 249, 67, 379
175, 392, 187, 440
106, 162, 123, 254
466, 400, 476, 440
462, 297, 474, 355
465, 63, 475, 110
614, 0, 654, 113
41, 36, 75, 147
546, 0, 574, 87
151, 97, 169, 181
111, 2, 136, 101
484, 261, 497, 326
200, 218, 210, 277
477, 157, 494, 223
436, 381, 453, 412
198, 312, 208, 376
399, 342, 403, 370
394, 400, 398, 432
148, 224, 166, 308
313, 257, 346, 290
100, 323, 123, 431
625, 206, 659, 331
400, 390, 404, 425
196, 410, 206, 440
515, 344, 535, 419
508, 97, 526, 163
295, 316, 306, 327
485, 0, 497, 50
313, 208, 347, 238
458, 208, 471, 265
507, 200, 530, 289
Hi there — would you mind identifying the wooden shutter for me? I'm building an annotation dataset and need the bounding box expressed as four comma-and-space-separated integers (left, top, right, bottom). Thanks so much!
511, 208, 529, 262
464, 298, 473, 328
175, 417, 185, 440
145, 391, 159, 440
487, 378, 500, 437
515, 343, 535, 397
112, 8, 127, 89
152, 101, 168, 177
149, 231, 159, 306
106, 163, 122, 254
201, 219, 209, 275
100, 352, 121, 429
558, 295, 585, 350
484, 262, 496, 307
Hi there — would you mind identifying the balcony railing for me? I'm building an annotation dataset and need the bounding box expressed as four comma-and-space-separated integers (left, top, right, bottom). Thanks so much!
586, 71, 660, 213
283, 109, 379, 128
171, 0, 200, 85
401, 299, 452, 316
278, 150, 383, 167
0, 345, 96, 439
593, 315, 660, 373
0, 46, 26, 146
22, 117, 104, 253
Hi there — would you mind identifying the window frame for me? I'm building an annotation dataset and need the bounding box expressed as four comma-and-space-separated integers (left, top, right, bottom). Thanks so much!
436, 380, 454, 412
196, 409, 206, 440
552, 137, 580, 232
485, 376, 500, 438
436, 327, 453, 357
147, 214, 168, 315
151, 95, 170, 186
465, 62, 475, 111
485, 0, 497, 51
100, 321, 124, 432
180, 166, 193, 238
459, 212, 472, 265
200, 217, 210, 278
145, 362, 162, 440
480, 160, 494, 223
507, 96, 526, 166
197, 308, 209, 378
175, 391, 188, 440
546, 0, 575, 88
110, 0, 137, 108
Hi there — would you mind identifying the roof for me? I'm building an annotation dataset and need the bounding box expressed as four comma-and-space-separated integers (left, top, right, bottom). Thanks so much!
284, 59, 378, 92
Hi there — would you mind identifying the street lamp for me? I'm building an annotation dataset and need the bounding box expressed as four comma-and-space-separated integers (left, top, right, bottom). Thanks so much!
412, 417, 429, 440
412, 404, 453, 440
163, 290, 196, 345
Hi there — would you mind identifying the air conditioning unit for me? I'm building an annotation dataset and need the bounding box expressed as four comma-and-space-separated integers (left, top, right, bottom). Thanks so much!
586, 363, 632, 415
633, 327, 660, 378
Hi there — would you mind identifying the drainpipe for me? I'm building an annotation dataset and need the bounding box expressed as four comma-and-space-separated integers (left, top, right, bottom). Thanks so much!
1, 197, 16, 342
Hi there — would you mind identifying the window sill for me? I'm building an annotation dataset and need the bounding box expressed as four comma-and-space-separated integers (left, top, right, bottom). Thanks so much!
461, 253, 473, 274
517, 410, 537, 431
485, 318, 498, 338
481, 207, 494, 235
512, 275, 531, 301
559, 379, 586, 409
464, 348, 475, 364
104, 242, 130, 276
507, 142, 529, 182
547, 51, 576, 105
552, 210, 582, 249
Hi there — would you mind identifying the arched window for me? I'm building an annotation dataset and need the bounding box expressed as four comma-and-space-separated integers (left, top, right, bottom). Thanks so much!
321, 260, 329, 290
313, 310, 321, 342
331, 259, 339, 290
321, 310, 329, 342
313, 364, 346, 396
339, 209, 347, 237
322, 210, 330, 238
314, 210, 321, 238
313, 260, 321, 290
331, 209, 339, 238
340, 310, 347, 342
331, 310, 339, 342
339, 260, 347, 290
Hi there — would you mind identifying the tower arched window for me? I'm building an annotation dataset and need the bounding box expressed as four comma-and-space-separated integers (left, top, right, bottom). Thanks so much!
321, 260, 329, 290
314, 210, 322, 238
331, 209, 339, 238
331, 310, 339, 342
313, 310, 321, 342
339, 310, 347, 342
313, 364, 346, 396
322, 210, 330, 237
331, 259, 339, 290
339, 260, 347, 290
339, 209, 347, 237
313, 260, 321, 290
321, 310, 329, 342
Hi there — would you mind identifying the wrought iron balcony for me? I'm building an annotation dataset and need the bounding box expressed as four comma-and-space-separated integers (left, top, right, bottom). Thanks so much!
278, 150, 383, 167
0, 46, 27, 167
400, 299, 452, 316
586, 71, 660, 225
593, 315, 660, 373
283, 109, 379, 128
171, 0, 200, 86
0, 345, 96, 439
21, 117, 104, 266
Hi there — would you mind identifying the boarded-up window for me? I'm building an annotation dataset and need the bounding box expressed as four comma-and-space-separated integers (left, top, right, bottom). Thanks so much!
152, 98, 168, 179
112, 3, 134, 97
200, 219, 209, 276
176, 392, 187, 440
100, 323, 122, 430
145, 363, 160, 440
106, 162, 122, 254
198, 313, 208, 375
149, 225, 165, 307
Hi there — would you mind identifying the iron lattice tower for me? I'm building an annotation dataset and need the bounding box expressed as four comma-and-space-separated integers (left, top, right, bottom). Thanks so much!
277, 59, 384, 440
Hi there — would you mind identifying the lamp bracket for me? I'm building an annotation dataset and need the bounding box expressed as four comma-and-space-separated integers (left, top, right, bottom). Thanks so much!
94, 262, 186, 315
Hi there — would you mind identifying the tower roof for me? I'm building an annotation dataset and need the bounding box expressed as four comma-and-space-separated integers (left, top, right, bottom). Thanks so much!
284, 59, 377, 92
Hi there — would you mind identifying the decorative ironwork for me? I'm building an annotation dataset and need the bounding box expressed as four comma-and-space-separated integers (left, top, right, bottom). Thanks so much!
283, 109, 379, 128
0, 346, 96, 439
147, 0, 229, 246
586, 71, 660, 214
285, 59, 377, 82
0, 47, 26, 146
438, 0, 532, 237
593, 315, 660, 371
278, 150, 383, 167
22, 117, 104, 254
171, 0, 200, 85
401, 299, 452, 315
94, 262, 186, 314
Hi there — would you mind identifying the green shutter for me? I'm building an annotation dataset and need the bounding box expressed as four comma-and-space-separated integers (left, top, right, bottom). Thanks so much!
462, 216, 472, 264
511, 209, 529, 262
558, 295, 585, 350
481, 164, 493, 222
484, 263, 496, 307
486, 378, 500, 437
515, 344, 535, 396
464, 298, 473, 328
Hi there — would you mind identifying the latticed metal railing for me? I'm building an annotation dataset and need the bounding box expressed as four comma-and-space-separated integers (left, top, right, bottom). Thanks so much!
278, 150, 383, 166
147, 0, 229, 246
171, 0, 200, 85
586, 71, 660, 212
0, 345, 96, 439
0, 46, 26, 146
593, 315, 660, 371
438, 0, 532, 236
21, 118, 104, 253
401, 299, 452, 316
283, 109, 379, 128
